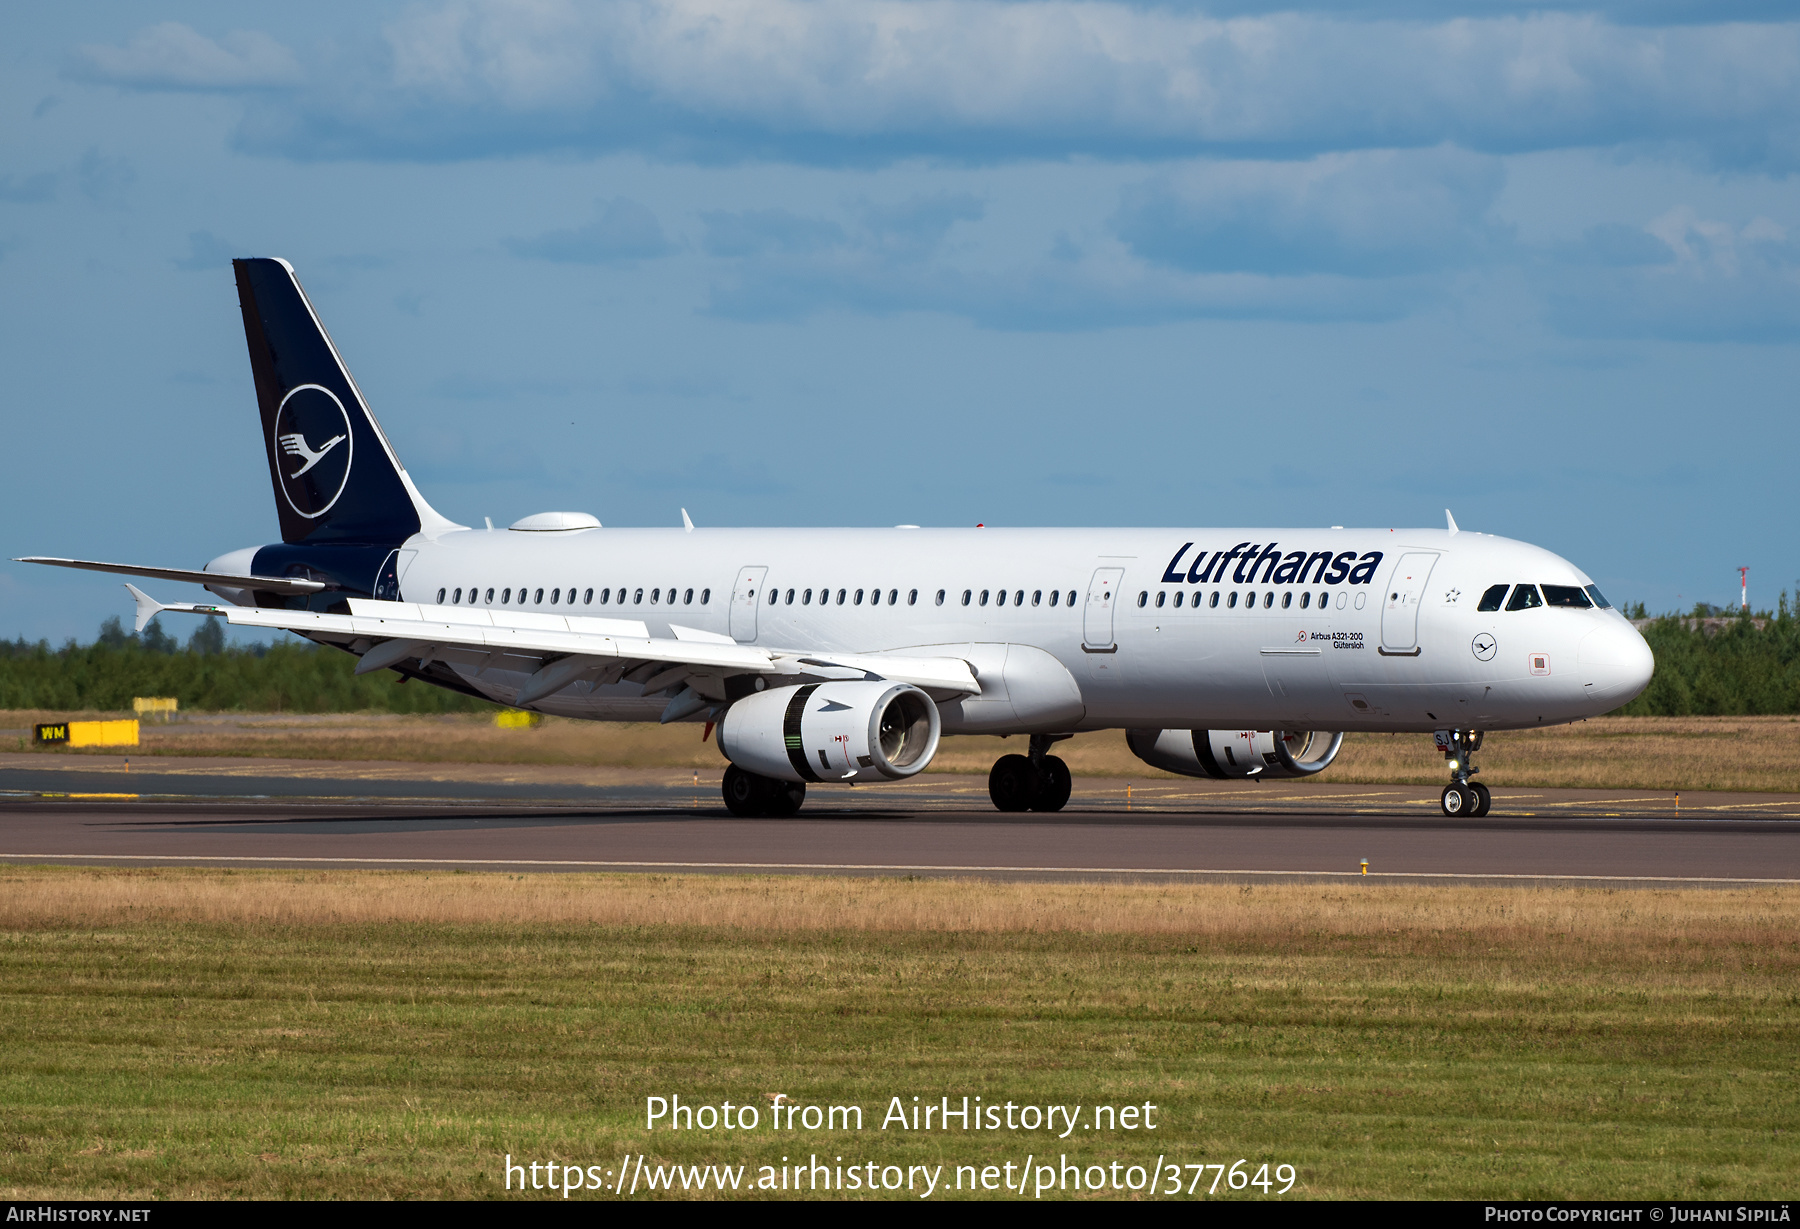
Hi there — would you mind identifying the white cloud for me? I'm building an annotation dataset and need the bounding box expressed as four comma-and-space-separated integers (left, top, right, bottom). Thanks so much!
1112, 146, 1510, 276
206, 0, 1800, 167
1540, 207, 1800, 340
72, 22, 302, 91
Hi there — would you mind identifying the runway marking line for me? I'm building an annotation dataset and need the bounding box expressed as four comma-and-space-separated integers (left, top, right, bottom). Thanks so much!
0, 852, 1795, 885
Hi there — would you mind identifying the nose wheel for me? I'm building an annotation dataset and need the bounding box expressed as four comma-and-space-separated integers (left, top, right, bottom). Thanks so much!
1440, 781, 1491, 817
1436, 729, 1491, 817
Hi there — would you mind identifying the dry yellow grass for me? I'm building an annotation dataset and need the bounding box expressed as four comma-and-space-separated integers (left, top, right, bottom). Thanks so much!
5, 866, 1798, 1199
10, 711, 1800, 793
5, 865, 1797, 948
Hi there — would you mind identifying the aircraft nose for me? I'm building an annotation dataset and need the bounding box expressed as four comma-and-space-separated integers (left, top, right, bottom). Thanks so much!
1577, 619, 1654, 707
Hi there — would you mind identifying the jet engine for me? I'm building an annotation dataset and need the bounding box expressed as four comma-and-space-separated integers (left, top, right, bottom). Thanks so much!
718, 681, 941, 784
1126, 728, 1344, 780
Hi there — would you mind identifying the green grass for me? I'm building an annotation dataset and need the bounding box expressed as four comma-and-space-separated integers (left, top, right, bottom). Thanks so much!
2, 869, 1797, 1200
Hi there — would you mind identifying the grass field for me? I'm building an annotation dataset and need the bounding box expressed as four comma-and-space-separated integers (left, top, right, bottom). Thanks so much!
3, 866, 1797, 1200
9, 711, 1800, 793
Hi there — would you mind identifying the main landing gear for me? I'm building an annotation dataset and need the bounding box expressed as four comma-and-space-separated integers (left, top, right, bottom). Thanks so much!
722, 764, 806, 818
1438, 729, 1491, 817
988, 734, 1074, 813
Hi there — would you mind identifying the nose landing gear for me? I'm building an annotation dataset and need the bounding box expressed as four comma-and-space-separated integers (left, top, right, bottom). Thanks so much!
1436, 729, 1491, 817
988, 734, 1074, 813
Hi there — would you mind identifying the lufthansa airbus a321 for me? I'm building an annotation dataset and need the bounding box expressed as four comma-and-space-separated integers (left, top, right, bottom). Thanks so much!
21, 258, 1655, 818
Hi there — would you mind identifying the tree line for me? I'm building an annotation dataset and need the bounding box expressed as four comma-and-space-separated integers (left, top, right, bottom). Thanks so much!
0, 617, 492, 713
1618, 597, 1800, 716
2, 603, 1798, 716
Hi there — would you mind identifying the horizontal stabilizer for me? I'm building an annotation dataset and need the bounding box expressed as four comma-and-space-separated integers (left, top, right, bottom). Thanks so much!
17, 556, 324, 595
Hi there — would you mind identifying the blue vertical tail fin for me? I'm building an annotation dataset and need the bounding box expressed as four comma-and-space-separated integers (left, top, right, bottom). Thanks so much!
233, 257, 456, 546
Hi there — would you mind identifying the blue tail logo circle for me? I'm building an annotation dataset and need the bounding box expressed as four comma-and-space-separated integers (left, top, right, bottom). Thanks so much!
274, 384, 353, 519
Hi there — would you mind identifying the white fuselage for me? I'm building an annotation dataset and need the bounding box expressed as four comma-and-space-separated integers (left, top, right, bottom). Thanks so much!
381, 523, 1653, 735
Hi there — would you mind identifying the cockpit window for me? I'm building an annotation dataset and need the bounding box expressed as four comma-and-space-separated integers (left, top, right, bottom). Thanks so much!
1584, 584, 1612, 609
1542, 584, 1593, 608
1505, 584, 1543, 611
1477, 584, 1508, 612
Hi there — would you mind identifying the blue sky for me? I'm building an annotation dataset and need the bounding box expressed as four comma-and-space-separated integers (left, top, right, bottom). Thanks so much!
3, 0, 1798, 643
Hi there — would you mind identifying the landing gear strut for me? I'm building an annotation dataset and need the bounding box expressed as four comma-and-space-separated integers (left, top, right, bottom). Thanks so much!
722, 764, 806, 818
988, 734, 1073, 813
1437, 729, 1491, 817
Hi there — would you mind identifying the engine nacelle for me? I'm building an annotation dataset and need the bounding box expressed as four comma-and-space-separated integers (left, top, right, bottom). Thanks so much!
1126, 728, 1344, 780
719, 681, 941, 784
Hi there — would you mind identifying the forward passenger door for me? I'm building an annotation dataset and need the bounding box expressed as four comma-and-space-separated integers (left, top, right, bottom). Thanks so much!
1380, 553, 1438, 654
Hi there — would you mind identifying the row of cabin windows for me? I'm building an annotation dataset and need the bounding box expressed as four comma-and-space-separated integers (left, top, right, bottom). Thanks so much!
1476, 584, 1612, 612
960, 589, 1078, 608
436, 586, 711, 608
1139, 589, 1338, 611
770, 586, 916, 607
761, 587, 1083, 608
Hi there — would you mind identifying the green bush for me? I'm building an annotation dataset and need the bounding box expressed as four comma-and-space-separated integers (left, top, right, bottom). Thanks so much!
0, 617, 494, 714
1617, 595, 1800, 716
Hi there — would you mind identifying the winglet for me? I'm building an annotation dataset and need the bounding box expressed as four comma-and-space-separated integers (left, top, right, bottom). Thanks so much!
1446, 509, 1460, 536
124, 583, 166, 634
681, 508, 694, 533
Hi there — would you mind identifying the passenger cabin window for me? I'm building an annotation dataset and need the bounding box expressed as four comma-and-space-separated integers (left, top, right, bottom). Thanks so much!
935, 590, 945, 606
485, 588, 495, 603
584, 588, 594, 604
1210, 592, 1221, 608
1067, 590, 1077, 606
1048, 591, 1059, 607
908, 589, 918, 606
1506, 584, 1543, 611
1585, 584, 1612, 609
1542, 584, 1593, 608
701, 588, 711, 604
1140, 592, 1151, 608
1477, 584, 1508, 612
962, 590, 972, 606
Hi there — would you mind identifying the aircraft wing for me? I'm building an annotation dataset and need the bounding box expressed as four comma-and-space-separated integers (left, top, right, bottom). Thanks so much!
124, 588, 982, 717
16, 556, 325, 595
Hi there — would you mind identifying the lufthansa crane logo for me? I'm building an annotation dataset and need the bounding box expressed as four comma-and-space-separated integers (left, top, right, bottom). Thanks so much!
1471, 632, 1497, 661
273, 384, 353, 519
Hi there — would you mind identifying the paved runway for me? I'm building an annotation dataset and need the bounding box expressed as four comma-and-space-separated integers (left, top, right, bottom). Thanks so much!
4, 756, 1798, 886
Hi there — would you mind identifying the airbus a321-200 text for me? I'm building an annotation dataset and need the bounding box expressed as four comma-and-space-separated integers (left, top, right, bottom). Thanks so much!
21, 259, 1655, 818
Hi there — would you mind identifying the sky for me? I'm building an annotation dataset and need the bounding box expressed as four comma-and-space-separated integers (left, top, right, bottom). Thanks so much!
3, 0, 1798, 644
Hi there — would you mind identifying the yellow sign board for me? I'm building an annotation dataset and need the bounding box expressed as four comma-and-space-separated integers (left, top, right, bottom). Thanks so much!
133, 697, 179, 718
495, 710, 543, 729
35, 720, 140, 747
